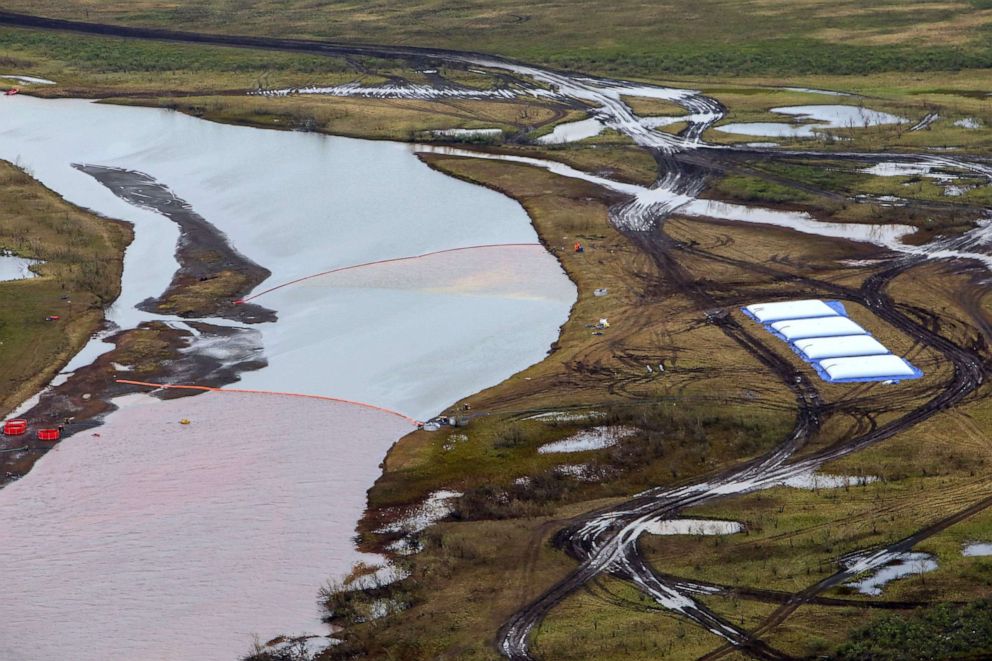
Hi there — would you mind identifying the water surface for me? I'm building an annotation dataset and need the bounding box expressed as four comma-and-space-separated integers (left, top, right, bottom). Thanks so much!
0, 95, 575, 659
717, 105, 906, 138
0, 255, 39, 281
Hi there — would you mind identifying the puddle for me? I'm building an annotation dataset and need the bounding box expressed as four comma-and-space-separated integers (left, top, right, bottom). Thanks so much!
677, 199, 916, 248
944, 185, 972, 197
554, 463, 597, 480
640, 115, 687, 129
256, 82, 529, 100
537, 426, 636, 453
846, 552, 937, 595
537, 117, 606, 144
642, 519, 743, 536
526, 410, 605, 423
375, 490, 463, 535
963, 542, 992, 557
432, 128, 502, 139
955, 118, 983, 129
781, 86, 849, 97
0, 74, 56, 85
717, 105, 906, 138
0, 254, 40, 281
780, 471, 878, 489
613, 86, 695, 101
861, 162, 959, 183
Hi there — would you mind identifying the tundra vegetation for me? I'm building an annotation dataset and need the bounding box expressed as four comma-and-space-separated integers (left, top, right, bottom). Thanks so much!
1, 3, 991, 660
0, 161, 130, 416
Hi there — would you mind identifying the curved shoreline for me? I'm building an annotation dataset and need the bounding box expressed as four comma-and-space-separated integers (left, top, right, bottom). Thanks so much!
0, 92, 577, 660
74, 165, 276, 324
2, 14, 991, 659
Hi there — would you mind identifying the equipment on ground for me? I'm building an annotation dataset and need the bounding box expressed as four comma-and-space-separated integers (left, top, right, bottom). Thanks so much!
3, 419, 27, 435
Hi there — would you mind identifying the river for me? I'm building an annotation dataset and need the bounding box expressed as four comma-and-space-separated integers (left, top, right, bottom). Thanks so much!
0, 95, 575, 660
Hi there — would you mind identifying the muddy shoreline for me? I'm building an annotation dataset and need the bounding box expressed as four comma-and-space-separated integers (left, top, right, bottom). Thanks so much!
0, 165, 276, 489
0, 320, 266, 488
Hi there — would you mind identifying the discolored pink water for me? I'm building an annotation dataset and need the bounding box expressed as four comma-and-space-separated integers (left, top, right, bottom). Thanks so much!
0, 392, 411, 661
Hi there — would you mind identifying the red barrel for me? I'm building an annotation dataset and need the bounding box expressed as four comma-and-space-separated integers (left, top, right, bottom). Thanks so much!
3, 419, 27, 436
37, 428, 61, 441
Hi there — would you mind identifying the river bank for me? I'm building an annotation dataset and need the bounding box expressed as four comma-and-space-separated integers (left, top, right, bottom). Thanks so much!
0, 21, 991, 659
0, 161, 131, 422
0, 93, 576, 660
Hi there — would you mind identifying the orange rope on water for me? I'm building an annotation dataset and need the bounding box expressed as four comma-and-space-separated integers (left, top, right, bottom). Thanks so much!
236, 242, 542, 304
115, 379, 423, 426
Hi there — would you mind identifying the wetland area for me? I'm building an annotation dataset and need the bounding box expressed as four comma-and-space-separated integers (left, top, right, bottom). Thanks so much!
0, 4, 991, 661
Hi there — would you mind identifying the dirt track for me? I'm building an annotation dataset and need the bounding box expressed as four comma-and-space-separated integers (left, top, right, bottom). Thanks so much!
3, 10, 992, 659
497, 207, 988, 659
0, 10, 495, 63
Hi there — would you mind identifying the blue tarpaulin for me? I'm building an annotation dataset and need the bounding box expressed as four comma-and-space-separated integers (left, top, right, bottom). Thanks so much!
742, 299, 923, 383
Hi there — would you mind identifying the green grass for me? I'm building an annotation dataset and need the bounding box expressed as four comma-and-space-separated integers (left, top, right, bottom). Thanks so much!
710, 174, 813, 204
756, 160, 874, 191
0, 161, 131, 416
8, 0, 992, 78
533, 576, 722, 659
0, 27, 345, 74
130, 94, 566, 141
0, 26, 361, 93
832, 600, 992, 660
764, 158, 992, 206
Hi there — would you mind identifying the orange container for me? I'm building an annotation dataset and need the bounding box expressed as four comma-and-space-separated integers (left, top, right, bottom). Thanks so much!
37, 428, 61, 442
3, 419, 27, 435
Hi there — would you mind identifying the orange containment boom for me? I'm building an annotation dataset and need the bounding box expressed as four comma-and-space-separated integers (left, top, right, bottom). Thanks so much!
37, 428, 61, 441
237, 243, 542, 304
3, 419, 27, 435
115, 379, 423, 426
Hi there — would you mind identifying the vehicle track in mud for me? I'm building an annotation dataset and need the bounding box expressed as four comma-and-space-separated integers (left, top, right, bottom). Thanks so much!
700, 491, 992, 661
4, 10, 992, 659
498, 219, 988, 659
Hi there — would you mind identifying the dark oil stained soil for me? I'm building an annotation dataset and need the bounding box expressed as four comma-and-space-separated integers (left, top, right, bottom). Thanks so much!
73, 164, 276, 324
0, 321, 265, 488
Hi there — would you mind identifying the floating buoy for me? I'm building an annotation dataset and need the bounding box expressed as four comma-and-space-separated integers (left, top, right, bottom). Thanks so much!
37, 428, 61, 441
179, 419, 191, 425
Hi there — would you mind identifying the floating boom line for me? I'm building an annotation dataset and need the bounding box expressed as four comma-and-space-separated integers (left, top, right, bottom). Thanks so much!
115, 379, 423, 426
235, 242, 543, 303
